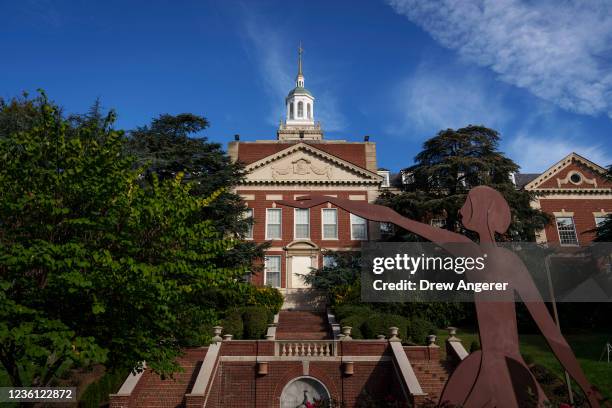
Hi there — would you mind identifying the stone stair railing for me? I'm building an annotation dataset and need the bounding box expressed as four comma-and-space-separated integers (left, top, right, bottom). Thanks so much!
275, 340, 337, 357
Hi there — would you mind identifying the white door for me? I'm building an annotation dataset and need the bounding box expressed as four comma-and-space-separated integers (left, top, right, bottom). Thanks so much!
291, 256, 311, 289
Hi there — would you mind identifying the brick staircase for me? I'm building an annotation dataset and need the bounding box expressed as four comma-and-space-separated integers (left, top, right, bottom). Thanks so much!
129, 348, 205, 408
411, 359, 450, 399
275, 310, 331, 340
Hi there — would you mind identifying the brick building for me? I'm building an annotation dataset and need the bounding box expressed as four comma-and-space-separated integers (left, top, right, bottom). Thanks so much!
521, 152, 612, 246
227, 46, 388, 305
108, 50, 610, 408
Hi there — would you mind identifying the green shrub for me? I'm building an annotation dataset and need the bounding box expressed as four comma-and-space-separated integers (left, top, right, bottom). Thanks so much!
241, 306, 270, 339
361, 313, 408, 340
405, 317, 436, 345
247, 286, 284, 315
222, 309, 244, 339
333, 304, 372, 321
339, 314, 368, 339
469, 340, 481, 353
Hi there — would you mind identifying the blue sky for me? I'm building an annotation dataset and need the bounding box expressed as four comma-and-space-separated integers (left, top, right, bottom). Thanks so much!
1, 0, 611, 172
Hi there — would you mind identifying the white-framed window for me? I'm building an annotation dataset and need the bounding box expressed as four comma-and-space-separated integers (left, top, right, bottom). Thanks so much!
595, 215, 608, 227
298, 101, 304, 118
323, 255, 337, 268
377, 170, 390, 187
244, 208, 254, 239
264, 255, 281, 287
556, 216, 579, 246
430, 218, 446, 228
290, 103, 294, 119
307, 103, 311, 119
266, 208, 282, 240
322, 208, 338, 239
350, 213, 367, 240
294, 208, 310, 239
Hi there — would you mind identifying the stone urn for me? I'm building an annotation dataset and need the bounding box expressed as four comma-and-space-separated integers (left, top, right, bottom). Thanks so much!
212, 326, 223, 343
341, 326, 352, 340
388, 326, 400, 342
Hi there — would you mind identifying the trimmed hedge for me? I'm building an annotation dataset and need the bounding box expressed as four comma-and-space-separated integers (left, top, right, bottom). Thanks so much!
362, 313, 408, 340
222, 309, 244, 339
242, 306, 270, 339
339, 314, 368, 339
405, 317, 436, 345
333, 304, 372, 321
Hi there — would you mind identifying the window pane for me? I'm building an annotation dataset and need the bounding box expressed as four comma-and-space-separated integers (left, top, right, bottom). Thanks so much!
352, 224, 366, 240
323, 255, 337, 268
266, 209, 281, 239
595, 216, 607, 227
322, 209, 337, 223
267, 225, 281, 239
295, 209, 309, 223
244, 208, 253, 239
322, 209, 338, 239
265, 256, 281, 287
323, 225, 337, 239
295, 224, 309, 239
351, 214, 367, 240
556, 217, 578, 245
294, 209, 309, 238
267, 209, 281, 223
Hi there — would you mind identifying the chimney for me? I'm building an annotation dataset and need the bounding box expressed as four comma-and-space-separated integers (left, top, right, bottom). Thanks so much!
234, 134, 240, 141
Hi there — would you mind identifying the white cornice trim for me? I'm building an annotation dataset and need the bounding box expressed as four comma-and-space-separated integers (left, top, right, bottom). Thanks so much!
525, 152, 608, 191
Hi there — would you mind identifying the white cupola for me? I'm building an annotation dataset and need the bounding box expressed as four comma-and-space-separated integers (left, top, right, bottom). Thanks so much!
278, 43, 323, 141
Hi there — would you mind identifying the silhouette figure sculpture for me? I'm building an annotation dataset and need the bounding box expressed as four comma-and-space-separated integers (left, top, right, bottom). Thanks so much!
277, 186, 602, 407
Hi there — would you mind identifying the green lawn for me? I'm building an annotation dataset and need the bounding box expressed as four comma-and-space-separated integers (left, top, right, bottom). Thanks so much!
435, 328, 612, 400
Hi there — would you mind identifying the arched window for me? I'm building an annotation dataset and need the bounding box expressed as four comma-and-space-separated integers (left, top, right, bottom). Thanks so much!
297, 101, 304, 118
289, 102, 294, 119
307, 103, 311, 119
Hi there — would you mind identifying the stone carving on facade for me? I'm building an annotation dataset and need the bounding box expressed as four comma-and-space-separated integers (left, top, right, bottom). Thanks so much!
271, 157, 332, 180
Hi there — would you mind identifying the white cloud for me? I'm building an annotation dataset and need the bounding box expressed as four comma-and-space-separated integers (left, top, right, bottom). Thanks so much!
387, 65, 511, 135
507, 133, 612, 172
241, 11, 346, 131
387, 0, 612, 118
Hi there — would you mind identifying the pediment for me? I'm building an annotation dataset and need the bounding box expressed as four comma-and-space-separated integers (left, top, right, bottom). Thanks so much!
244, 143, 382, 185
525, 153, 612, 192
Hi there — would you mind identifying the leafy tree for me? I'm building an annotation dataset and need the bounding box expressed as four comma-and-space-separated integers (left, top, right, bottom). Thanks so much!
125, 113, 265, 275
0, 92, 251, 386
380, 125, 549, 241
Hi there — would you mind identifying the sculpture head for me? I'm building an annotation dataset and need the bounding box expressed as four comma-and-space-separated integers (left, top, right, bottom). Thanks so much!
460, 186, 511, 238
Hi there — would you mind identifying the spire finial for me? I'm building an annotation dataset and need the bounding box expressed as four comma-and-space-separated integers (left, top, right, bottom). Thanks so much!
298, 42, 304, 76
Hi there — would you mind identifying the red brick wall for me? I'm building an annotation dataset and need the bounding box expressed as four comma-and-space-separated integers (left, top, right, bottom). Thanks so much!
236, 142, 368, 169
539, 198, 612, 245
206, 359, 406, 408
239, 189, 368, 287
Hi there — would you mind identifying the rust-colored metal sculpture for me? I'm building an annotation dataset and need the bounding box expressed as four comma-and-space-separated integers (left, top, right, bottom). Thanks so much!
277, 186, 602, 407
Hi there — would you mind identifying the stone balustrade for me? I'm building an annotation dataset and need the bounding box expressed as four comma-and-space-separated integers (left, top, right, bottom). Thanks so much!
276, 340, 337, 357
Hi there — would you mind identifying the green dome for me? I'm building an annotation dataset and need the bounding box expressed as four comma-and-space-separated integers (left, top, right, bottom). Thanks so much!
287, 86, 312, 97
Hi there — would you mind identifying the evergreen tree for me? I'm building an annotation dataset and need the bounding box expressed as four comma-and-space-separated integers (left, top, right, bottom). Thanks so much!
126, 114, 265, 270
380, 125, 549, 241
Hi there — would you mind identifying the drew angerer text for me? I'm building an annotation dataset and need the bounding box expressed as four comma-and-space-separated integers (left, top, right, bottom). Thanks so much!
372, 279, 509, 293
